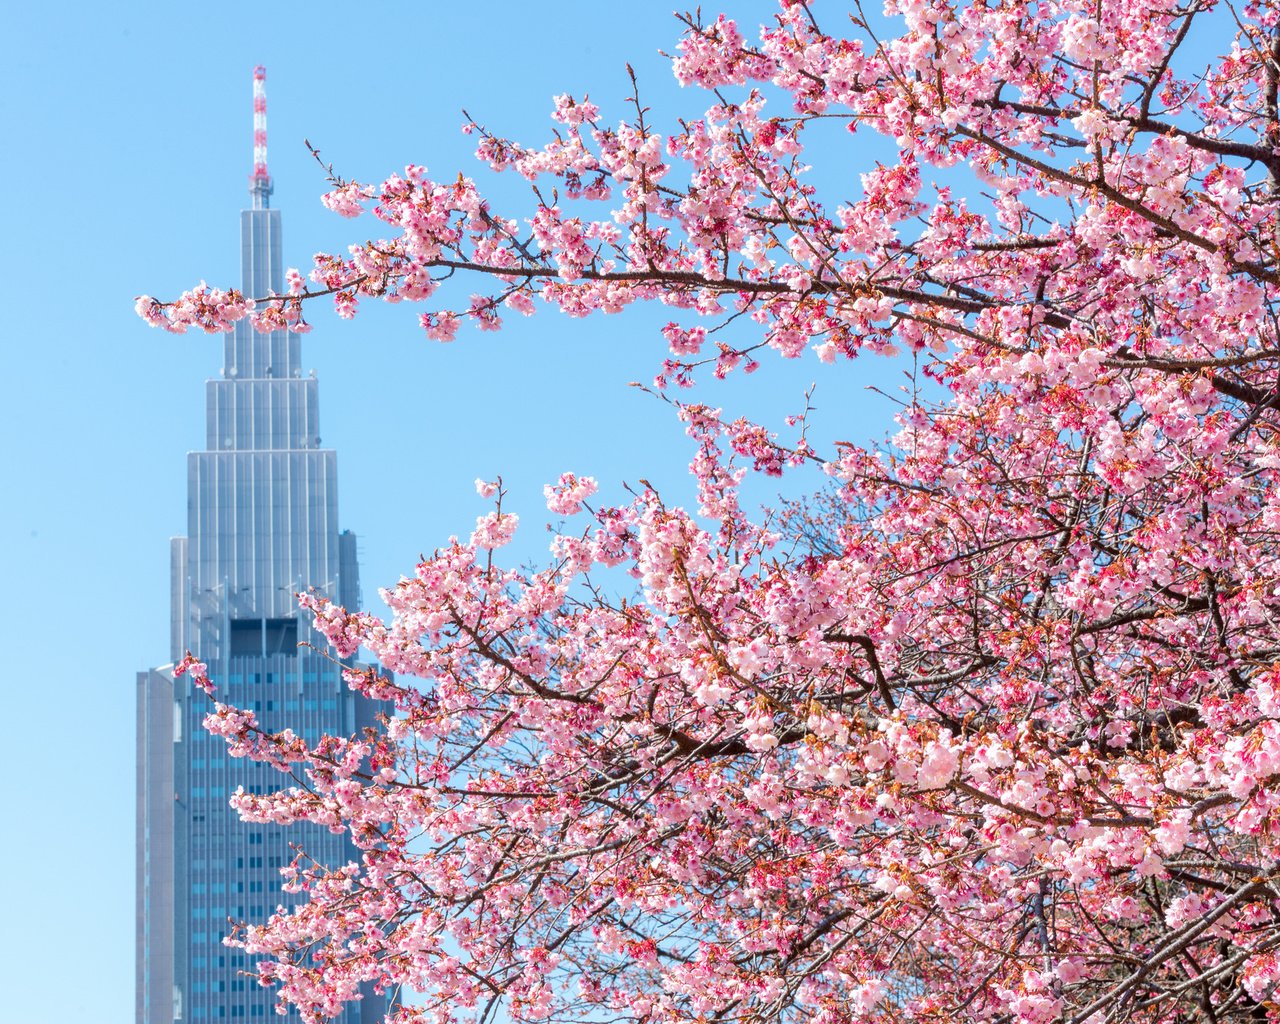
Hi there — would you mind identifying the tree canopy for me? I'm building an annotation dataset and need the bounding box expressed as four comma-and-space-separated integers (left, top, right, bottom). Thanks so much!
143, 2, 1280, 1022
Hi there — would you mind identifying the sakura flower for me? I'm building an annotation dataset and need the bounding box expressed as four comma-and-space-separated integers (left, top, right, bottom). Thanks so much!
470, 511, 519, 550
543, 472, 598, 516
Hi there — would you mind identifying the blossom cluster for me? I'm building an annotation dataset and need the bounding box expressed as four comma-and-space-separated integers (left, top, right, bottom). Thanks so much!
142, 3, 1280, 1024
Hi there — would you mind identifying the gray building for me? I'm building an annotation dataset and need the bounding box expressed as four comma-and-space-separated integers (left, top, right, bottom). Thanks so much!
137, 67, 386, 1024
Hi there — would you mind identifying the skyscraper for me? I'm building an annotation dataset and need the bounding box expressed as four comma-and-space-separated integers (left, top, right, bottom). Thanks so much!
137, 67, 386, 1024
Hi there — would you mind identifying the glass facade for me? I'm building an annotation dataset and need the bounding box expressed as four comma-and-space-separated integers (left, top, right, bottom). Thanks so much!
137, 180, 386, 1024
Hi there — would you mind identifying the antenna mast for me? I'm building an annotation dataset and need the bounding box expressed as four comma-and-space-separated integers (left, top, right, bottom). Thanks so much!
250, 65, 272, 208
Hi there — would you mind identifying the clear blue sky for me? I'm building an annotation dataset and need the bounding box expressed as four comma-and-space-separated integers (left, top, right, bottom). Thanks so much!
0, 2, 904, 1017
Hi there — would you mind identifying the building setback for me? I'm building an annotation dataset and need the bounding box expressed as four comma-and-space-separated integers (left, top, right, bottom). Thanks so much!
137, 66, 386, 1024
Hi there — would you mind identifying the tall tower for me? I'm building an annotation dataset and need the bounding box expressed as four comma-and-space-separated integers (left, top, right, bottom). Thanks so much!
137, 68, 386, 1024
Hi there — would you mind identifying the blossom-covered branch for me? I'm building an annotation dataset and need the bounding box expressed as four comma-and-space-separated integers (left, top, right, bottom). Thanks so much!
145, 3, 1280, 1024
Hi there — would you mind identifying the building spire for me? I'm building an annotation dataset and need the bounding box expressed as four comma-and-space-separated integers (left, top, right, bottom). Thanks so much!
250, 65, 272, 209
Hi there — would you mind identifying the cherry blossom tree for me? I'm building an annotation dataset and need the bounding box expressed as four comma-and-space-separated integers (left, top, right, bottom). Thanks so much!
142, 1, 1280, 1022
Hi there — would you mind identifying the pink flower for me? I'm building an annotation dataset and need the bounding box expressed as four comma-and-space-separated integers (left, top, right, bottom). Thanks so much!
320, 182, 372, 218
544, 473, 598, 515
470, 511, 518, 550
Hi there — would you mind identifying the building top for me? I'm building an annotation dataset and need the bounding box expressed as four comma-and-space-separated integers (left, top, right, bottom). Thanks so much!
250, 65, 272, 209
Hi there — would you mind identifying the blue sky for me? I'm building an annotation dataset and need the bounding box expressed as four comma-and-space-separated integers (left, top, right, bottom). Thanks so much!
0, 2, 905, 1017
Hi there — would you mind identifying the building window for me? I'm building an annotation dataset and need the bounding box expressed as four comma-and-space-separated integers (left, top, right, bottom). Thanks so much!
230, 620, 261, 658
229, 619, 298, 658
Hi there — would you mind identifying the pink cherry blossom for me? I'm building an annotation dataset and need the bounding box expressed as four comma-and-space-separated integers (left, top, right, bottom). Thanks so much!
469, 510, 518, 550
141, 4, 1280, 1024
543, 472, 598, 516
